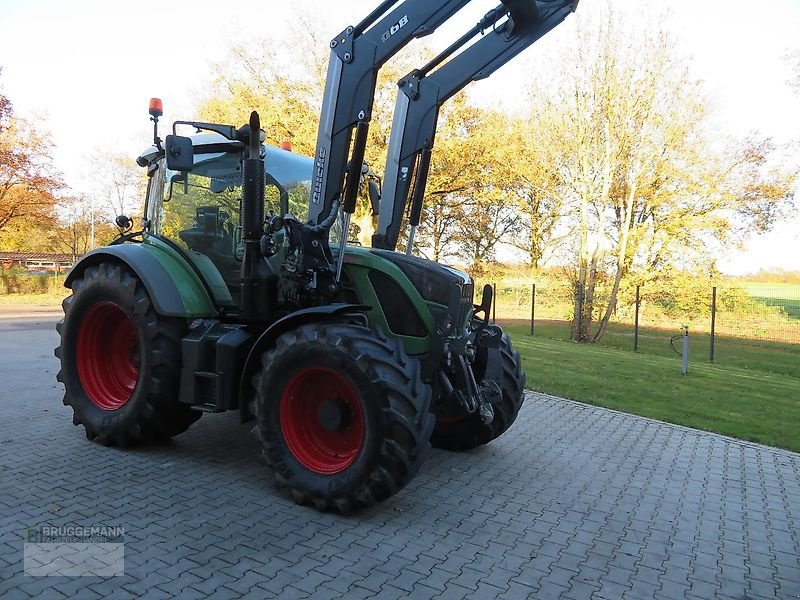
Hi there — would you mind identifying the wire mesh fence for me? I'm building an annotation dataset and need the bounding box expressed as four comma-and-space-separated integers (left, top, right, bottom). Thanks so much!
712, 285, 800, 377
481, 280, 800, 379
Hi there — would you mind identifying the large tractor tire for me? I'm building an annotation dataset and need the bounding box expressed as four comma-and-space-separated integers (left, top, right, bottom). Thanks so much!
431, 333, 525, 451
252, 323, 434, 512
55, 262, 200, 446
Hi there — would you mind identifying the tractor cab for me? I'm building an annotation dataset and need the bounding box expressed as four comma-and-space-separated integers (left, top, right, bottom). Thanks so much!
137, 133, 314, 308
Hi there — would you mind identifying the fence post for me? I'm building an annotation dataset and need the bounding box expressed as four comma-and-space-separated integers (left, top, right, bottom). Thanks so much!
492, 282, 497, 323
710, 286, 717, 362
575, 281, 583, 342
682, 325, 689, 375
530, 283, 536, 336
634, 284, 641, 352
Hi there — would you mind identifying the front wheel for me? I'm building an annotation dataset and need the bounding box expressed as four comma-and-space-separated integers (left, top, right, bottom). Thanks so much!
252, 323, 434, 512
55, 262, 200, 446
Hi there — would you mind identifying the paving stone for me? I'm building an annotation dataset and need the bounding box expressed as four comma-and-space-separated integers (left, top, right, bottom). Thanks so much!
536, 580, 570, 600
2, 335, 799, 600
565, 578, 601, 599
318, 568, 362, 594
747, 578, 779, 598
433, 581, 475, 600
624, 578, 661, 600
503, 580, 537, 599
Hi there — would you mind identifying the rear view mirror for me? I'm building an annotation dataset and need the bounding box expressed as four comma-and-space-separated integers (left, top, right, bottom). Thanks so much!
165, 135, 194, 172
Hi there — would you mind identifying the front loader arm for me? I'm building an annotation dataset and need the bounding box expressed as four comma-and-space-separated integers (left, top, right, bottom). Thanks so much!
308, 0, 478, 226
373, 0, 579, 252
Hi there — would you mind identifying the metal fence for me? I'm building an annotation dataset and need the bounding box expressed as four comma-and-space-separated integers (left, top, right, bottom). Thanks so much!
2, 269, 797, 377
483, 281, 800, 379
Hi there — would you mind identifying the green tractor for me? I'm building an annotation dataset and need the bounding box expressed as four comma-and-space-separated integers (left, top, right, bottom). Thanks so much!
55, 0, 577, 511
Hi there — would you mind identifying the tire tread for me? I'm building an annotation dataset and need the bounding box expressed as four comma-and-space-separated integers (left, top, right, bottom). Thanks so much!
253, 322, 434, 512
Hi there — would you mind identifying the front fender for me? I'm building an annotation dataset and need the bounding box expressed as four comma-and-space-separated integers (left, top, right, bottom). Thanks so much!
238, 304, 370, 420
64, 243, 217, 318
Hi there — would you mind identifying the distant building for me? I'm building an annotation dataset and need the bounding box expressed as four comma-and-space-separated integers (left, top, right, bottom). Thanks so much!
0, 252, 78, 274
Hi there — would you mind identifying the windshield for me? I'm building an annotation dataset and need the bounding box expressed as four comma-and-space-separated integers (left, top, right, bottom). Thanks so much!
147, 144, 313, 251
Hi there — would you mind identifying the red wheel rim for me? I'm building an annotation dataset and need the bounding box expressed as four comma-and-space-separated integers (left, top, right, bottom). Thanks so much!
76, 301, 139, 411
279, 367, 365, 474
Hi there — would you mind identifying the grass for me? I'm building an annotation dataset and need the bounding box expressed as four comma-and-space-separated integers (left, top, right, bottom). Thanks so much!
0, 292, 65, 306
741, 283, 800, 321
519, 319, 800, 379
505, 325, 800, 453
744, 282, 800, 296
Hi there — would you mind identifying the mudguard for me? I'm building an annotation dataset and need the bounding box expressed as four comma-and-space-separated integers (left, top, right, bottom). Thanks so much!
64, 243, 217, 318
238, 303, 370, 420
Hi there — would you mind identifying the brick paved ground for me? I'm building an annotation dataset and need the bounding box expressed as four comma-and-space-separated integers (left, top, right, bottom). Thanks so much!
0, 314, 798, 599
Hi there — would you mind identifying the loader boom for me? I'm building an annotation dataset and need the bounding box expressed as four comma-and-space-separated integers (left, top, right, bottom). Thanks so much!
308, 0, 479, 225
373, 0, 579, 252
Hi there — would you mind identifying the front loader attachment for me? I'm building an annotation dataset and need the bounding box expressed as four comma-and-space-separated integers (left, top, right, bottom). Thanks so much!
373, 0, 579, 252
308, 0, 480, 226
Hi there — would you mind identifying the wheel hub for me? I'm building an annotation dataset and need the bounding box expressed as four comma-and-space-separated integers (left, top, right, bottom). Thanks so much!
317, 397, 352, 432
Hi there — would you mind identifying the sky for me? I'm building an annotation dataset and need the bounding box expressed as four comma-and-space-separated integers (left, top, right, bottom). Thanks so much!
0, 0, 798, 275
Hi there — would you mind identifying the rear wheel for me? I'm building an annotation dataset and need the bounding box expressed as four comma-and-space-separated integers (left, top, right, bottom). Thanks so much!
253, 323, 434, 512
431, 333, 525, 451
55, 262, 200, 446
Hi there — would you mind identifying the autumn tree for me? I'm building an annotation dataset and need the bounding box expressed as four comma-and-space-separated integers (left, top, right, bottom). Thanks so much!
407, 98, 526, 268
100, 154, 146, 220
197, 14, 329, 155
0, 71, 62, 238
0, 217, 53, 253
416, 100, 496, 263
469, 106, 564, 270
50, 195, 116, 259
525, 5, 797, 342
443, 109, 522, 272
451, 189, 519, 275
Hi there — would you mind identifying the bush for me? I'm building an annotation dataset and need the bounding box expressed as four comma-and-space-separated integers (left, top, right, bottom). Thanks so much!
0, 273, 64, 295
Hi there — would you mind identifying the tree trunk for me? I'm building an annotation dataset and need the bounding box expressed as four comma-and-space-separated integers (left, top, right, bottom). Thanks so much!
432, 224, 441, 262
592, 261, 621, 343
571, 179, 592, 341
528, 234, 541, 270
592, 180, 637, 342
582, 252, 599, 341
571, 264, 585, 342
571, 253, 599, 341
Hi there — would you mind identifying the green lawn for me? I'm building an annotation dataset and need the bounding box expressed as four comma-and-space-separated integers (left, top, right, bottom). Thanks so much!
741, 283, 800, 320
516, 319, 800, 379
505, 325, 800, 453
744, 282, 800, 296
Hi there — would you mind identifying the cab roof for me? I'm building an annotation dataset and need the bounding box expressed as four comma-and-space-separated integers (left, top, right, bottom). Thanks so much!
136, 133, 313, 188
